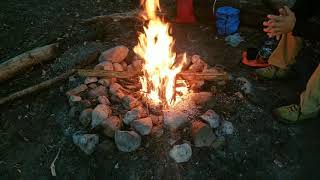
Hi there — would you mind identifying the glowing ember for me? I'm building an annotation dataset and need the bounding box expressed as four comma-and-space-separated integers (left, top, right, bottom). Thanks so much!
134, 0, 188, 107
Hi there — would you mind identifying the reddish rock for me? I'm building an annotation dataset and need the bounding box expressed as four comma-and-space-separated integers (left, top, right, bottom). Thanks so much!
191, 121, 216, 147
84, 77, 98, 85
163, 111, 189, 131
88, 85, 107, 99
94, 61, 114, 71
98, 96, 111, 105
66, 84, 88, 96
102, 116, 122, 138
91, 104, 112, 129
113, 63, 124, 72
99, 45, 129, 63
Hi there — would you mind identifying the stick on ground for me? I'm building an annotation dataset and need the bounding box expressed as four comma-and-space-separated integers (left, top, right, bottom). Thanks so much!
0, 43, 59, 83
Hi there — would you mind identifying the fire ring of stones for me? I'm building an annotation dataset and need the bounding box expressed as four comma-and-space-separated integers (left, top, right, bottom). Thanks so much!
67, 45, 234, 163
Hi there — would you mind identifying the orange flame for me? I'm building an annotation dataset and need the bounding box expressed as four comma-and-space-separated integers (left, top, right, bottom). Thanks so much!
134, 0, 188, 107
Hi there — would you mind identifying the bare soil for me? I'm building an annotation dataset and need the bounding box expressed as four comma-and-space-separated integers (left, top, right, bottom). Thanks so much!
1, 1, 320, 180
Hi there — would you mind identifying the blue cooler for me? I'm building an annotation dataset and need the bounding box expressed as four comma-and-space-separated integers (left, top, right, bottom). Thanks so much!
216, 6, 240, 36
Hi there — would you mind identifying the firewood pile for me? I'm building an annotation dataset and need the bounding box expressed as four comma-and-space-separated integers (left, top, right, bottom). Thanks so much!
66, 45, 234, 162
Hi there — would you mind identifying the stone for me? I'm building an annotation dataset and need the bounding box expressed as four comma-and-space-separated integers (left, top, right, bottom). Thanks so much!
121, 61, 128, 70
88, 85, 107, 99
123, 106, 148, 125
219, 120, 234, 135
200, 109, 221, 128
189, 61, 204, 72
66, 84, 88, 96
115, 131, 141, 152
98, 96, 111, 105
236, 77, 253, 94
127, 64, 134, 72
189, 92, 213, 105
99, 45, 129, 63
84, 77, 98, 85
72, 133, 99, 155
122, 95, 140, 110
109, 83, 124, 96
88, 83, 98, 89
191, 121, 216, 147
68, 95, 82, 106
79, 108, 93, 127
131, 117, 153, 135
113, 63, 124, 72
95, 61, 114, 71
102, 116, 122, 138
163, 111, 189, 131
191, 54, 202, 64
91, 104, 112, 129
169, 143, 192, 163
98, 78, 116, 87
132, 59, 143, 69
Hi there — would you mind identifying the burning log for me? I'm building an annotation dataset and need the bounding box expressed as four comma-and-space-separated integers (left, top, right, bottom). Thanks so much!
77, 69, 229, 81
0, 43, 59, 82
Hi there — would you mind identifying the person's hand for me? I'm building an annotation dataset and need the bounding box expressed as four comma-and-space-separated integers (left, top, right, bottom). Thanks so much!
263, 6, 296, 39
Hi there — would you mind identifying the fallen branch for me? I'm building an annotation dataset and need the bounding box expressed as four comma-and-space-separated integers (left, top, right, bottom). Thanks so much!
50, 148, 61, 177
77, 69, 229, 81
0, 52, 100, 105
0, 43, 59, 83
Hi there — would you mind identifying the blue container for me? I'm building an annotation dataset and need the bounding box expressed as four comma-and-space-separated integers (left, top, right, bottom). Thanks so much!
216, 6, 240, 36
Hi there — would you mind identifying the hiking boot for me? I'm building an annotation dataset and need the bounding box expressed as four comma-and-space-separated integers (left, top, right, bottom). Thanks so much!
273, 104, 318, 124
256, 65, 289, 80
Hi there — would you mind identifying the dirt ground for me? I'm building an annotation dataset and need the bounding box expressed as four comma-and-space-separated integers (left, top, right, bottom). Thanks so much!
1, 0, 320, 180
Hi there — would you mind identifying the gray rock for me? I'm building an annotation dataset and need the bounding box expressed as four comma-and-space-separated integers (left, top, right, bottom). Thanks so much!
98, 78, 116, 87
84, 77, 98, 85
189, 92, 213, 105
68, 95, 82, 106
88, 85, 107, 99
79, 108, 93, 127
73, 133, 99, 155
169, 143, 192, 163
236, 77, 253, 94
131, 117, 153, 135
115, 131, 141, 152
200, 109, 221, 128
122, 95, 140, 110
99, 45, 129, 63
98, 96, 111, 105
191, 121, 216, 147
218, 120, 234, 136
91, 104, 112, 129
163, 111, 189, 131
66, 84, 88, 96
102, 116, 122, 138
123, 106, 148, 125
109, 83, 126, 99
88, 83, 98, 89
113, 63, 124, 72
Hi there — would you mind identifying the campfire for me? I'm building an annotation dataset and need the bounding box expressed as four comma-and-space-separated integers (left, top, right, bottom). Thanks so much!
134, 0, 188, 108
64, 0, 232, 163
